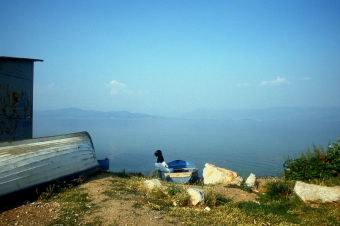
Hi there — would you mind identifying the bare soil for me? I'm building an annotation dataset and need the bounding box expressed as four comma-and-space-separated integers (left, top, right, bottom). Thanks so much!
0, 201, 59, 226
0, 172, 260, 226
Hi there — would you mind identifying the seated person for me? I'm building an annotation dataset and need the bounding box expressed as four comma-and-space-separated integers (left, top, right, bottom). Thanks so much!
154, 150, 173, 173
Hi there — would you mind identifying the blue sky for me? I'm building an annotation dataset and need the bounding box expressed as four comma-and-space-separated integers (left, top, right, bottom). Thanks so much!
1, 0, 340, 115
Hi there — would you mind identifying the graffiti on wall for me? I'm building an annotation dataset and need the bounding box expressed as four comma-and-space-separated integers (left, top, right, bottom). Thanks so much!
0, 83, 32, 140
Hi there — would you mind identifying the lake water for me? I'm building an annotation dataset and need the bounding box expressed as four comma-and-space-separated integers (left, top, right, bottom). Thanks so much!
33, 117, 340, 177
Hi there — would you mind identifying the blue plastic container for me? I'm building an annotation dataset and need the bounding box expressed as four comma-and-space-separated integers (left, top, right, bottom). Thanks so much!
97, 158, 110, 170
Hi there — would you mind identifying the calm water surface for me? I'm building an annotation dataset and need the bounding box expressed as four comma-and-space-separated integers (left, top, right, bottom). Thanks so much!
33, 117, 340, 177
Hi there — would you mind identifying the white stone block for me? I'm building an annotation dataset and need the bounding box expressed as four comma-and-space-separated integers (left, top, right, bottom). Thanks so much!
187, 187, 205, 205
294, 181, 340, 204
144, 179, 162, 190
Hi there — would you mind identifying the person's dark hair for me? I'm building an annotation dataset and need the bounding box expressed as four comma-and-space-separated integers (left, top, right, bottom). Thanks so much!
154, 150, 162, 157
154, 150, 165, 163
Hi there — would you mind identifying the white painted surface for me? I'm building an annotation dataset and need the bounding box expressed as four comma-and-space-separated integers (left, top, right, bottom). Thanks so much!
0, 131, 99, 196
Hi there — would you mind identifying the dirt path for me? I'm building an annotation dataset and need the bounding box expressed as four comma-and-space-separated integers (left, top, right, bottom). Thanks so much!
78, 173, 180, 225
0, 200, 59, 226
78, 173, 258, 225
0, 172, 259, 226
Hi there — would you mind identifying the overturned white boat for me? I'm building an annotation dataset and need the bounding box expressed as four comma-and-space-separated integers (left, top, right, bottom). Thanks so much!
0, 131, 99, 196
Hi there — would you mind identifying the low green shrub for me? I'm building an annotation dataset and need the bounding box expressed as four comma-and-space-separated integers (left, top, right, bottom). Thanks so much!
264, 180, 292, 200
204, 188, 218, 207
285, 137, 340, 182
172, 190, 191, 206
166, 184, 182, 198
194, 178, 205, 188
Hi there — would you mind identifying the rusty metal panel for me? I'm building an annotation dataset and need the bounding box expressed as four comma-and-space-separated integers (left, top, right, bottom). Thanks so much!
0, 118, 32, 141
0, 59, 34, 141
0, 59, 33, 80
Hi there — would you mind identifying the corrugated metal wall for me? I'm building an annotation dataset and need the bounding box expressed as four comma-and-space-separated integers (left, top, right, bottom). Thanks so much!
0, 57, 42, 141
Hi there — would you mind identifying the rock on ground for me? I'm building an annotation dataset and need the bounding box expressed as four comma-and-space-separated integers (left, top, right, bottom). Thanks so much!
294, 181, 340, 204
187, 188, 204, 205
144, 179, 162, 189
229, 176, 244, 186
245, 173, 257, 188
203, 163, 237, 185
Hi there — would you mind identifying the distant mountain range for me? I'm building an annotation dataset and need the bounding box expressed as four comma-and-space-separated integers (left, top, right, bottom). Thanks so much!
180, 107, 340, 121
34, 107, 159, 119
34, 107, 340, 121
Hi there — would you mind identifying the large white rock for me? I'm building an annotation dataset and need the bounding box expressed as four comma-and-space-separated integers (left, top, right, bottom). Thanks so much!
245, 173, 256, 187
187, 188, 204, 205
144, 179, 162, 190
203, 163, 238, 185
230, 176, 244, 186
294, 181, 340, 204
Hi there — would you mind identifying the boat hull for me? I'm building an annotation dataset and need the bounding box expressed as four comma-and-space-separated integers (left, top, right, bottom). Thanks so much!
0, 131, 99, 196
164, 160, 198, 184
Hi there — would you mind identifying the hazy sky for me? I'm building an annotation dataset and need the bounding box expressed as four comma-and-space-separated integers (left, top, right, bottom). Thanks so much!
1, 1, 340, 115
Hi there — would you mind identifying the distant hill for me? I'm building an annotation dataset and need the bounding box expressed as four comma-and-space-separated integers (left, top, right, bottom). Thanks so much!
34, 107, 340, 121
180, 107, 340, 121
34, 108, 159, 119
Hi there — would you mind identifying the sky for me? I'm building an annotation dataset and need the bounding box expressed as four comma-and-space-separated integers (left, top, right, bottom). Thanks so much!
1, 0, 340, 115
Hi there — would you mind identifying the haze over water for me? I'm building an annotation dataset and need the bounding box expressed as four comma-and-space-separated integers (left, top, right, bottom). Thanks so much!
33, 108, 340, 177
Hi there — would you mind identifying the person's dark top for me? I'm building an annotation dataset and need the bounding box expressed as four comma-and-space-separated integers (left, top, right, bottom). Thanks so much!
154, 150, 164, 163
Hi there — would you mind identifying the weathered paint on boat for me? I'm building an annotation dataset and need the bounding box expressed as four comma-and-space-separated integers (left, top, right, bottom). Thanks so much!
0, 131, 99, 196
164, 160, 198, 184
